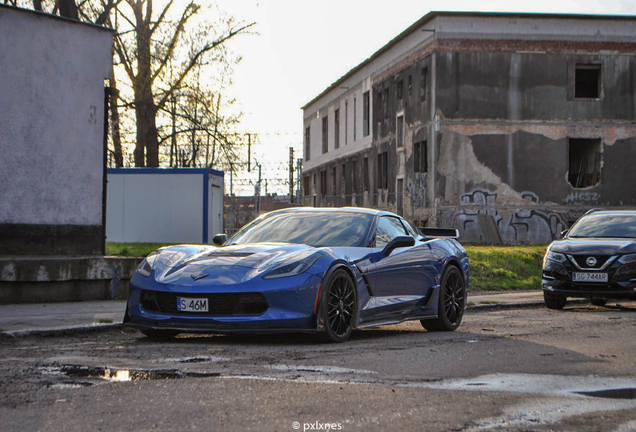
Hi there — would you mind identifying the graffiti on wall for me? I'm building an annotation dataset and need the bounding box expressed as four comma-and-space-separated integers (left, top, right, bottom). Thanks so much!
441, 188, 571, 244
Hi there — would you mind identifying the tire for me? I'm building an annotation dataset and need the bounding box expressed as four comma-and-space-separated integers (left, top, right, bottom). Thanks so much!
141, 329, 179, 340
421, 265, 466, 332
544, 292, 567, 310
590, 298, 608, 307
320, 268, 356, 343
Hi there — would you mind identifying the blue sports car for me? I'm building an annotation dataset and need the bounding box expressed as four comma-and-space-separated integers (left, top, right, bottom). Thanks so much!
125, 207, 469, 342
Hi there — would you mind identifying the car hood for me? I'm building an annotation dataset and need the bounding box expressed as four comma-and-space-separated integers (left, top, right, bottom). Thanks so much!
550, 238, 636, 256
151, 243, 317, 284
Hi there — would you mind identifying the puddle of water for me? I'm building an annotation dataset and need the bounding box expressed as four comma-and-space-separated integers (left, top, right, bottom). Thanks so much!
56, 365, 220, 383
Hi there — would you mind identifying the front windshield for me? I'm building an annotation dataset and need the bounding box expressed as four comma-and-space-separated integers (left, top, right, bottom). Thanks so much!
568, 214, 636, 238
229, 211, 374, 247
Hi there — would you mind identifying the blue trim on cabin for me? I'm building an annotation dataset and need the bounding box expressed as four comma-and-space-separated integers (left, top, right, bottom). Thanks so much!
202, 170, 209, 243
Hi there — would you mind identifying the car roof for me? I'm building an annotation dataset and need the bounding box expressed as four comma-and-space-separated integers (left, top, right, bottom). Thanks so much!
267, 207, 398, 217
584, 210, 636, 216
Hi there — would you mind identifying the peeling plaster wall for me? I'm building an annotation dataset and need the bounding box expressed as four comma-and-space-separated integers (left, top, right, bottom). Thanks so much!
301, 13, 636, 244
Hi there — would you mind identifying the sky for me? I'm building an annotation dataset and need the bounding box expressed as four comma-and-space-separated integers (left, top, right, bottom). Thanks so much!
214, 0, 636, 193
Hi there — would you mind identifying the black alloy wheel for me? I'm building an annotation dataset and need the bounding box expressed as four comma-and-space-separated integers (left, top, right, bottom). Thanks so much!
421, 265, 466, 331
321, 269, 356, 343
544, 291, 567, 310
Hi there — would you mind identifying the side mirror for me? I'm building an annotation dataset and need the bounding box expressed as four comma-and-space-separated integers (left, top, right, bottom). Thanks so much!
382, 236, 415, 256
560, 229, 569, 239
212, 233, 228, 246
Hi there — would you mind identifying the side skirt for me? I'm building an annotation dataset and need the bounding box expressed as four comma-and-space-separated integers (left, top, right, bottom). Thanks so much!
355, 314, 438, 330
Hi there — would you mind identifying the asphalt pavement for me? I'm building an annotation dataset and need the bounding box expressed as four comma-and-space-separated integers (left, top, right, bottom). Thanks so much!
0, 291, 557, 338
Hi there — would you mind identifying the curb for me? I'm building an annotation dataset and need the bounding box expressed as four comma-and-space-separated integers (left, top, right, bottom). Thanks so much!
466, 298, 589, 313
0, 323, 123, 341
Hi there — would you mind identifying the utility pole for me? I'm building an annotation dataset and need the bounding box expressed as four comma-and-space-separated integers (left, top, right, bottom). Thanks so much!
296, 157, 303, 204
256, 163, 262, 214
229, 162, 234, 196
247, 133, 251, 172
289, 147, 294, 203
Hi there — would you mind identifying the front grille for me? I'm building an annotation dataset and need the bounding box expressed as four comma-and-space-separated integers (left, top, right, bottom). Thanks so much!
570, 255, 610, 269
141, 290, 268, 316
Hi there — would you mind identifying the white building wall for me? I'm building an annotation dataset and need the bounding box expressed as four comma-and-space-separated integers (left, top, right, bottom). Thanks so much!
0, 6, 113, 226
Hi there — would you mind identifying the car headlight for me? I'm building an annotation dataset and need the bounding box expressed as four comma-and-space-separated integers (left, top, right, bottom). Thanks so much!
618, 253, 636, 264
262, 251, 320, 279
543, 250, 567, 267
137, 252, 159, 277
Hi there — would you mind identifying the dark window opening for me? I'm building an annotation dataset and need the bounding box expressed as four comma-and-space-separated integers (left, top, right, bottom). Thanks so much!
322, 116, 328, 154
320, 170, 327, 197
407, 75, 412, 98
351, 160, 357, 194
331, 168, 337, 196
397, 79, 403, 101
575, 64, 601, 99
303, 176, 310, 196
363, 91, 370, 137
420, 67, 428, 102
305, 126, 310, 161
341, 163, 346, 195
383, 88, 389, 120
377, 151, 388, 190
334, 109, 340, 149
396, 179, 404, 216
353, 98, 357, 141
363, 157, 369, 191
568, 138, 602, 188
414, 141, 428, 173
397, 115, 404, 147
345, 101, 348, 145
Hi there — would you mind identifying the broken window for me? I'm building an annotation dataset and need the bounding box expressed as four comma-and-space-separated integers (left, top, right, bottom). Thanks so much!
568, 138, 602, 188
575, 64, 601, 99
334, 109, 340, 149
305, 126, 310, 161
396, 115, 404, 147
322, 116, 328, 154
414, 141, 428, 173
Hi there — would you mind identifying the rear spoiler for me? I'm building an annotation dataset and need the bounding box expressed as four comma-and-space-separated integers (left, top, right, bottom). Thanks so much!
418, 228, 460, 239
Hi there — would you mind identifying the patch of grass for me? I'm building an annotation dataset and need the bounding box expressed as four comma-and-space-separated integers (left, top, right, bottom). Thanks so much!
465, 245, 547, 292
106, 243, 172, 257
478, 300, 502, 305
97, 319, 113, 324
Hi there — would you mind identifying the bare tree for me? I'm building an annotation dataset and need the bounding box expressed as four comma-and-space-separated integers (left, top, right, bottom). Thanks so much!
113, 0, 253, 167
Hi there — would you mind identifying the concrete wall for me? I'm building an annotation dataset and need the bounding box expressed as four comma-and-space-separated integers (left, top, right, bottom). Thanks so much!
106, 169, 224, 244
301, 12, 636, 244
0, 6, 113, 255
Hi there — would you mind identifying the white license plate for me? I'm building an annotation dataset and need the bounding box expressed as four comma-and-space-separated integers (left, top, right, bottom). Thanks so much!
573, 272, 608, 283
177, 297, 209, 312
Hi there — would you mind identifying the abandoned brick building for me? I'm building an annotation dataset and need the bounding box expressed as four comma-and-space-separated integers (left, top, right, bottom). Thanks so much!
301, 12, 636, 244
